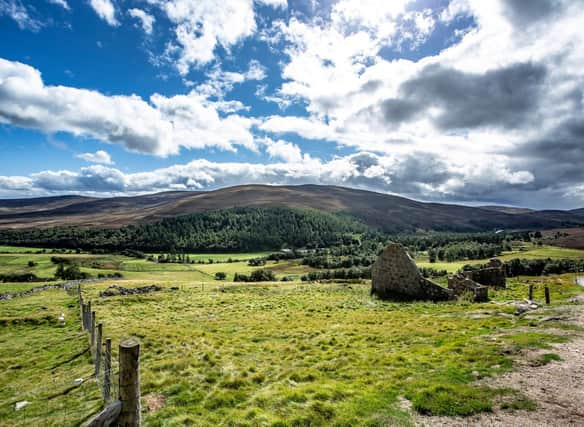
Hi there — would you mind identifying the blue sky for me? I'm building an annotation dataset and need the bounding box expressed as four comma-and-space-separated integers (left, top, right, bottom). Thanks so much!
0, 0, 583, 209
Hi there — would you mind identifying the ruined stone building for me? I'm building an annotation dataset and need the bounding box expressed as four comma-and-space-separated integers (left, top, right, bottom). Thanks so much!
371, 243, 454, 302
462, 259, 506, 288
371, 244, 505, 303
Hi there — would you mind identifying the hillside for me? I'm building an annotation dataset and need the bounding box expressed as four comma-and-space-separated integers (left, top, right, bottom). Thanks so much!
0, 185, 583, 233
479, 205, 534, 215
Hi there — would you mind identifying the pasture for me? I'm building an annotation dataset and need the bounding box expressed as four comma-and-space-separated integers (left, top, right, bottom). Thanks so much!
1, 244, 583, 426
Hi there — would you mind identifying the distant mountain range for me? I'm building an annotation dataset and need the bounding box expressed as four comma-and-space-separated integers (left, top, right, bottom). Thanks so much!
0, 185, 583, 233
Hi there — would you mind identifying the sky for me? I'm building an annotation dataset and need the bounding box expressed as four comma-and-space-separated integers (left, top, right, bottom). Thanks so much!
0, 0, 583, 209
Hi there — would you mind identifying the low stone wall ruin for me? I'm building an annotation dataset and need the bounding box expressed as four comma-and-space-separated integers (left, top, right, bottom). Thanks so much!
463, 259, 506, 288
448, 274, 488, 302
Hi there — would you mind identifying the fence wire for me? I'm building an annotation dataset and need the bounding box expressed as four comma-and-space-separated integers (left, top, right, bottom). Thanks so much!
8, 285, 123, 426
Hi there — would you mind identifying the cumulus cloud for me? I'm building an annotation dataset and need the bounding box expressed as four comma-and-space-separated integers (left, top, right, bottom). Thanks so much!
150, 0, 257, 75
0, 151, 545, 205
252, 0, 584, 207
196, 60, 267, 99
128, 8, 154, 35
261, 138, 303, 163
0, 57, 256, 156
88, 0, 118, 26
378, 61, 548, 130
76, 150, 114, 165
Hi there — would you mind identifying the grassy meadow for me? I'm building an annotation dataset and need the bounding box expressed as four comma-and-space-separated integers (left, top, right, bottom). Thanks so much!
0, 244, 583, 426
415, 244, 584, 273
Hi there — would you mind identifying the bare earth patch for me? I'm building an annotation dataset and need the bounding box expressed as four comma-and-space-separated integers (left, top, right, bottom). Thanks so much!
143, 392, 166, 413
412, 304, 584, 427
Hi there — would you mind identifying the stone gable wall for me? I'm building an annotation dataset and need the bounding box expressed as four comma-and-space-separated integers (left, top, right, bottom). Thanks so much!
371, 243, 454, 302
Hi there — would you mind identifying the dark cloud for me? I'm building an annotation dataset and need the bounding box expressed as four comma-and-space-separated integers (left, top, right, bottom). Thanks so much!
507, 117, 584, 194
380, 98, 421, 124
502, 0, 562, 26
360, 79, 383, 93
519, 118, 584, 161
400, 62, 547, 130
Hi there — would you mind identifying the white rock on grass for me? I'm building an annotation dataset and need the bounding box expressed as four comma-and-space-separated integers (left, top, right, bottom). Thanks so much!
15, 401, 29, 411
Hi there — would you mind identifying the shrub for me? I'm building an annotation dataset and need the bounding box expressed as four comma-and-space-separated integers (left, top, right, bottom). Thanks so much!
55, 263, 91, 280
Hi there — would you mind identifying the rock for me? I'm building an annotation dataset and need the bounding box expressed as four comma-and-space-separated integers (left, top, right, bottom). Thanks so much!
15, 401, 29, 411
371, 243, 454, 302
99, 284, 162, 298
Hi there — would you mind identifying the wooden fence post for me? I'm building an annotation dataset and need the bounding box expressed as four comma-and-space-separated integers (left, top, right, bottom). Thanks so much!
78, 285, 83, 326
95, 323, 103, 377
545, 286, 551, 305
104, 338, 111, 402
91, 311, 96, 352
528, 284, 534, 301
119, 338, 141, 427
81, 303, 86, 330
84, 304, 89, 331
87, 301, 92, 332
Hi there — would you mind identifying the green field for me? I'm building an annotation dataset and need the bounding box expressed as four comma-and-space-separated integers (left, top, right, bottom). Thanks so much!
416, 244, 584, 273
0, 249, 314, 284
1, 244, 584, 426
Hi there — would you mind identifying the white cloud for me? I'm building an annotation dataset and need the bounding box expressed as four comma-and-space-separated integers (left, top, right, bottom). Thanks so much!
261, 137, 303, 162
256, 0, 287, 9
196, 60, 267, 99
0, 152, 543, 206
47, 0, 69, 10
0, 57, 256, 156
76, 150, 114, 164
151, 0, 257, 75
0, 0, 43, 31
88, 0, 118, 26
128, 8, 154, 35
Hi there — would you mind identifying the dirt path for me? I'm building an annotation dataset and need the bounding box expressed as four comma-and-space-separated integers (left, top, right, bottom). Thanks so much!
416, 304, 584, 427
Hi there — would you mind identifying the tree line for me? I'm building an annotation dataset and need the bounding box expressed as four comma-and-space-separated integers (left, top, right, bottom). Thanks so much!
0, 207, 368, 252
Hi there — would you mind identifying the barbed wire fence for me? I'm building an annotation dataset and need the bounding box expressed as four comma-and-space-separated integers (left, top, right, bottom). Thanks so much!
79, 285, 141, 426
3, 284, 141, 426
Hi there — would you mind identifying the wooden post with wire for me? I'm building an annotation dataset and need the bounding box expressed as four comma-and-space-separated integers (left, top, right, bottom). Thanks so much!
119, 337, 141, 426
87, 301, 92, 331
545, 285, 551, 305
83, 303, 89, 330
91, 311, 96, 352
96, 323, 103, 377
528, 284, 534, 301
104, 338, 112, 402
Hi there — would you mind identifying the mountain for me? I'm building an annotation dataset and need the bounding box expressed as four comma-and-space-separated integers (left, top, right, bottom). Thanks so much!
0, 184, 583, 233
